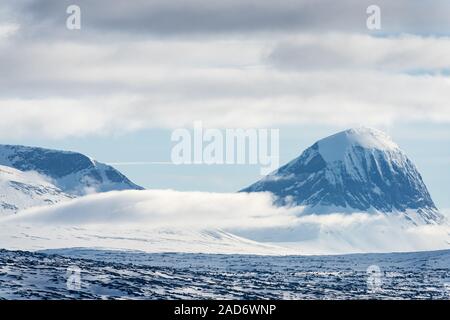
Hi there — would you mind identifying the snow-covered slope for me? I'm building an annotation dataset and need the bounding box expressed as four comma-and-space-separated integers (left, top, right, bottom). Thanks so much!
0, 225, 286, 255
0, 165, 72, 216
241, 127, 444, 225
0, 144, 143, 196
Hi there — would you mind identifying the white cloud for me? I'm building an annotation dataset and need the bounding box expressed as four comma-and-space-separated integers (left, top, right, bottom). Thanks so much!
2, 190, 448, 254
1, 32, 450, 138
442, 208, 450, 219
268, 33, 450, 72
12, 0, 450, 36
0, 97, 148, 138
4, 190, 298, 228
1, 69, 450, 138
0, 23, 19, 39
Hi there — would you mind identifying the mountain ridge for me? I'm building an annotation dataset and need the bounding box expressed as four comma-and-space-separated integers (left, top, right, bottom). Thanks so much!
0, 144, 143, 196
0, 144, 144, 215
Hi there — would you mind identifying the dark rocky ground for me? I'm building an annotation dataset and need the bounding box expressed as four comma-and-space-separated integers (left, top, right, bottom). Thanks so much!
0, 248, 449, 299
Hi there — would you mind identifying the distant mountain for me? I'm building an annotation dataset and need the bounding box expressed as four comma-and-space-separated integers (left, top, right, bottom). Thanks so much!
241, 127, 443, 225
0, 165, 72, 216
0, 144, 143, 196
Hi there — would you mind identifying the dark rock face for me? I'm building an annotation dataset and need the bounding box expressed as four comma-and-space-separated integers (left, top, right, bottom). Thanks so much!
4, 146, 93, 178
241, 128, 442, 224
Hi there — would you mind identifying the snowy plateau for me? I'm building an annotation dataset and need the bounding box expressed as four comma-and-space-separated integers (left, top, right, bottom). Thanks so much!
0, 129, 449, 299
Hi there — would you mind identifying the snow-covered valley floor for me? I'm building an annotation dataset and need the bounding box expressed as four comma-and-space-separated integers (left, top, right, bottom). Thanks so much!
1, 248, 449, 299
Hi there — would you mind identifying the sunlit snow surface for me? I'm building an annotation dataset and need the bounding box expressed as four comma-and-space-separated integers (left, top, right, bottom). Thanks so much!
0, 248, 449, 299
316, 127, 399, 163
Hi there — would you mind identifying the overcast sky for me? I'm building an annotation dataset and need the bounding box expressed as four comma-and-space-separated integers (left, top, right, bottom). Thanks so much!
1, 0, 450, 207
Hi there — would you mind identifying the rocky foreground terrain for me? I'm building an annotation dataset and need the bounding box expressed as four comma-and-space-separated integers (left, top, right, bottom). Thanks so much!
0, 248, 449, 299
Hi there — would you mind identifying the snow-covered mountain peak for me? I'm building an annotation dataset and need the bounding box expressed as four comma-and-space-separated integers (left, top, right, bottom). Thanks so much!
317, 127, 399, 163
0, 144, 143, 196
241, 128, 444, 225
0, 143, 144, 215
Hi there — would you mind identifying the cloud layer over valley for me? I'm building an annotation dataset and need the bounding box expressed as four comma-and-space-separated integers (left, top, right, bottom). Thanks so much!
1, 190, 448, 254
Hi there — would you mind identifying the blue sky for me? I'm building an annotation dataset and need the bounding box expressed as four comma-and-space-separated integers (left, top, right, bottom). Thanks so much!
1, 0, 450, 208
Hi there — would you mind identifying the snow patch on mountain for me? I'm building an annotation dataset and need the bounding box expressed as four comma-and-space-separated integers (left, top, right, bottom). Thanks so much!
317, 127, 399, 163
0, 165, 72, 216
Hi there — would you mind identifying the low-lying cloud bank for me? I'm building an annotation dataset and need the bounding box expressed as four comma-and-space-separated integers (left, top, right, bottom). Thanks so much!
4, 190, 298, 228
1, 190, 449, 255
